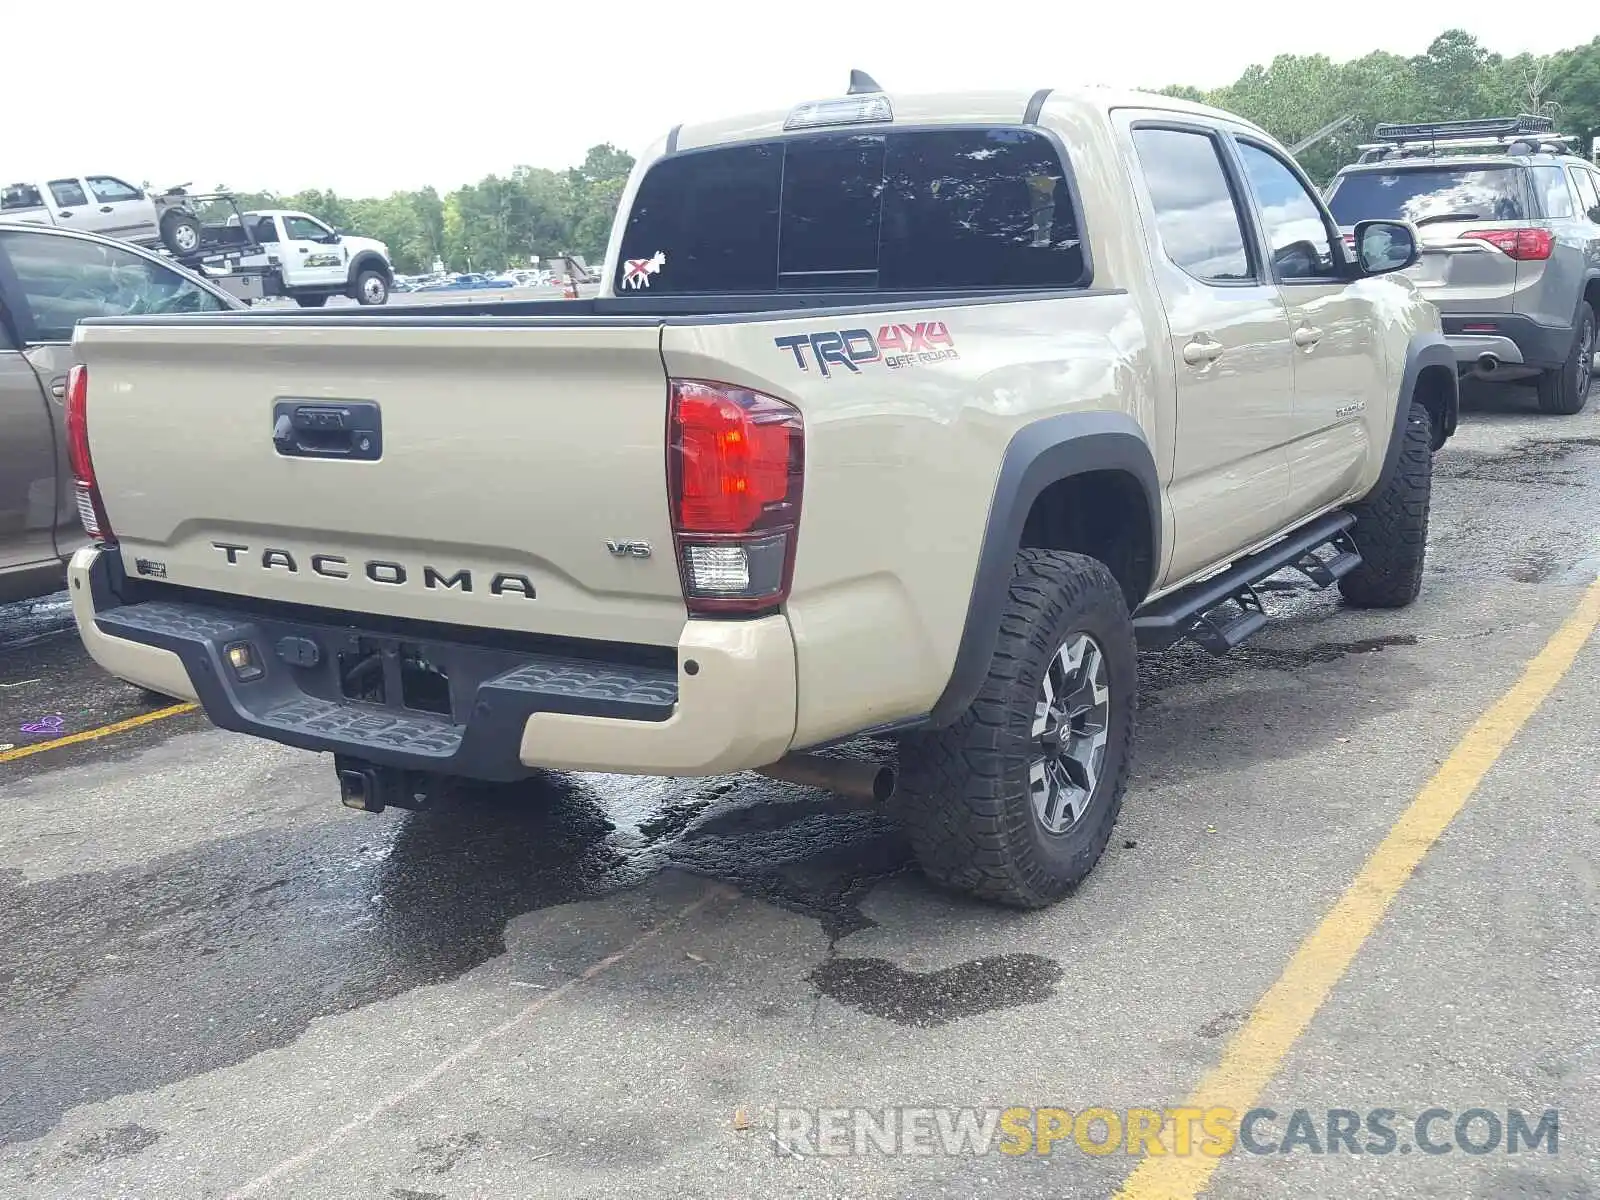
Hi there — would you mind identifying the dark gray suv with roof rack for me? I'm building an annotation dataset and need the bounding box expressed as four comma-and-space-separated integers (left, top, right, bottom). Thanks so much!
1325, 115, 1600, 414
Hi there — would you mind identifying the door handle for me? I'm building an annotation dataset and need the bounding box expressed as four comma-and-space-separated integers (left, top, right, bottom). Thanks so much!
298, 246, 309, 253
49, 376, 66, 399
1182, 337, 1224, 366
99, 205, 113, 213
57, 210, 73, 218
1293, 325, 1324, 348
272, 401, 382, 460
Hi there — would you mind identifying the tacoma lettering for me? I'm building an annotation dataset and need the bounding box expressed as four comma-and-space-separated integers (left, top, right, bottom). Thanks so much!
490, 574, 536, 598
207, 544, 532, 599
311, 554, 348, 578
424, 566, 472, 592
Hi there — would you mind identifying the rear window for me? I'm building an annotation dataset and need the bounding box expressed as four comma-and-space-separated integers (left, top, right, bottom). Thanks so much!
2, 183, 44, 211
1326, 166, 1529, 225
614, 127, 1087, 294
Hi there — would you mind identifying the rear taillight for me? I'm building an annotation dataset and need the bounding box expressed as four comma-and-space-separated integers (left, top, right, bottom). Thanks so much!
1462, 228, 1554, 260
667, 379, 803, 615
64, 364, 113, 542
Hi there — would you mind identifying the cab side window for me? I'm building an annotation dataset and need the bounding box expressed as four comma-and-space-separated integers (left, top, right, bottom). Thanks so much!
1131, 127, 1254, 284
1235, 142, 1340, 282
283, 215, 332, 242
86, 176, 144, 203
47, 179, 89, 208
1530, 166, 1574, 218
1565, 168, 1599, 220
0, 229, 229, 343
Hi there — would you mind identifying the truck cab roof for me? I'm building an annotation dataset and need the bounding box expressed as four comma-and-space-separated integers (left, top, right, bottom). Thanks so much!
665, 85, 1269, 155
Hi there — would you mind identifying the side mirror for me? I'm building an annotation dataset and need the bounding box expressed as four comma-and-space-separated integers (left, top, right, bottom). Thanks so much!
1588, 206, 1600, 225
1353, 219, 1419, 276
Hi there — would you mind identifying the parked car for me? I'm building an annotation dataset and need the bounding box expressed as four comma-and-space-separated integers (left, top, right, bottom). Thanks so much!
0, 222, 241, 603
1326, 115, 1600, 414
0, 175, 202, 257
415, 273, 505, 292
63, 79, 1456, 907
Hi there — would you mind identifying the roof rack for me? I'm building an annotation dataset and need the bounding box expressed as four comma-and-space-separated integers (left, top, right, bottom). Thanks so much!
1372, 114, 1552, 142
1354, 114, 1578, 163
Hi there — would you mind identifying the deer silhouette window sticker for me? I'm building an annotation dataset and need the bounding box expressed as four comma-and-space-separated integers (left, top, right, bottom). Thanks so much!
621, 251, 666, 289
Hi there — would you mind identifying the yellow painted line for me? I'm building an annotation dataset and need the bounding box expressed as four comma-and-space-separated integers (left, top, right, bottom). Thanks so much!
1116, 577, 1600, 1200
0, 703, 198, 764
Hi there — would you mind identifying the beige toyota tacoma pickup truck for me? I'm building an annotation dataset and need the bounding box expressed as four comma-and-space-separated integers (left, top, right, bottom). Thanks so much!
65, 78, 1458, 907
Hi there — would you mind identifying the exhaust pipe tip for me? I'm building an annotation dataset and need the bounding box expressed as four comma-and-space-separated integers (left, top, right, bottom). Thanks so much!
754, 753, 897, 803
1477, 352, 1499, 373
865, 764, 897, 803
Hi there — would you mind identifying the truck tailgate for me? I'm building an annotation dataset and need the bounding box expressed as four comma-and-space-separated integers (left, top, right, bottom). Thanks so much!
73, 319, 688, 647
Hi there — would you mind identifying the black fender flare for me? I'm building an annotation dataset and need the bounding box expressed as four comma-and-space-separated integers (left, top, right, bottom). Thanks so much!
1378, 333, 1456, 483
927, 411, 1162, 727
346, 252, 392, 286
1577, 271, 1600, 321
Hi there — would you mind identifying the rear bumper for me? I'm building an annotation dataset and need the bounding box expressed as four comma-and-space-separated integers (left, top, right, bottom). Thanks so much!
1440, 314, 1573, 371
69, 546, 797, 778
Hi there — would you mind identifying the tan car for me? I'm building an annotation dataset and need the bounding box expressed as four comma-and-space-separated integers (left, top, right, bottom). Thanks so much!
65, 80, 1458, 906
0, 222, 239, 602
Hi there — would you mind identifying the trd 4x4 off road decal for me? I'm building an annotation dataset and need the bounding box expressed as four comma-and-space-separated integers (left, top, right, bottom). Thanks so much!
774, 321, 958, 377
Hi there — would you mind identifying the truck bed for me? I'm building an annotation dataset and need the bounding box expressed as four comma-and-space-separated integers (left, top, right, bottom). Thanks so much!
84, 286, 1104, 324
70, 284, 1129, 734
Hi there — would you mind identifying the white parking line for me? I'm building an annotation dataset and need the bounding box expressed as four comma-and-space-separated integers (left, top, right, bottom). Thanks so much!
222, 884, 733, 1199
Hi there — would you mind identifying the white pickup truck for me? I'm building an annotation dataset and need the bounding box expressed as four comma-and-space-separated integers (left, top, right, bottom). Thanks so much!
1, 174, 202, 255
219, 209, 395, 307
64, 79, 1456, 907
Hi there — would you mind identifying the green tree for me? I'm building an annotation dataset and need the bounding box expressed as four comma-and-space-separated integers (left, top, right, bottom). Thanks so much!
1156, 31, 1592, 184
1549, 37, 1600, 151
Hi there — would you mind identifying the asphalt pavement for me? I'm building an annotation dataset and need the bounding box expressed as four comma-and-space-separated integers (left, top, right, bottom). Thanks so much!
1, 381, 1598, 1199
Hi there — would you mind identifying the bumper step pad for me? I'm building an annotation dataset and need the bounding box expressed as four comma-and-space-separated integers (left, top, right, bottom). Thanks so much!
94, 597, 678, 777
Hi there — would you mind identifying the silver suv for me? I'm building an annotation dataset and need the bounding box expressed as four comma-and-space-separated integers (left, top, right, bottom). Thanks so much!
1326, 115, 1600, 414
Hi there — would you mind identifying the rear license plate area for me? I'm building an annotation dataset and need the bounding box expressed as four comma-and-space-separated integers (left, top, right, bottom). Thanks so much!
337, 637, 453, 717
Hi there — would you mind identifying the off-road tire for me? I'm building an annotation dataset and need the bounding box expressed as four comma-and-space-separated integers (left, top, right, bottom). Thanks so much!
1535, 302, 1594, 416
894, 550, 1137, 908
1339, 400, 1431, 608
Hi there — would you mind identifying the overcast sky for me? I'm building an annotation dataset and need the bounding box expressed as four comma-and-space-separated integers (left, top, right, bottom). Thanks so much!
6, 2, 1576, 197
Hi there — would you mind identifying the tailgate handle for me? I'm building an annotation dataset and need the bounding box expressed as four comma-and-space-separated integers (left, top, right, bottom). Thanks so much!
272, 400, 382, 461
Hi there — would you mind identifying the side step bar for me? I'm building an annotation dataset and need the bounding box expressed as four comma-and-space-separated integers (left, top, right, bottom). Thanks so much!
1134, 512, 1361, 654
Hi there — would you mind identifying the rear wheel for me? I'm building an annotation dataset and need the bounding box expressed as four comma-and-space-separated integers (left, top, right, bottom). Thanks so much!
159, 209, 201, 256
895, 550, 1136, 908
1535, 303, 1594, 415
294, 293, 329, 308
